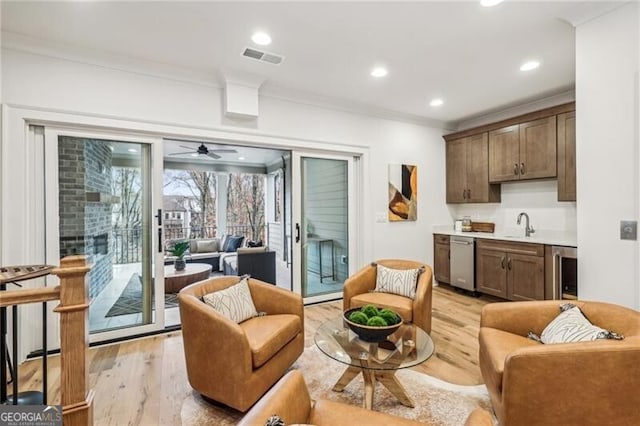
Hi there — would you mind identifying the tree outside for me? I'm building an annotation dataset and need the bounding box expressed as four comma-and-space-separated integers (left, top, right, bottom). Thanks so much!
227, 173, 266, 241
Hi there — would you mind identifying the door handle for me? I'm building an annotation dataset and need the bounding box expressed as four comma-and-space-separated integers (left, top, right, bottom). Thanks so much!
508, 257, 512, 270
295, 223, 301, 243
462, 189, 466, 199
156, 209, 163, 226
501, 256, 505, 269
157, 228, 163, 253
513, 163, 519, 175
520, 163, 525, 175
467, 189, 471, 199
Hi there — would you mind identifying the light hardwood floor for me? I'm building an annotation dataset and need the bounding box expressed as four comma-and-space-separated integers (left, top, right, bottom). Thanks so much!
12, 284, 498, 425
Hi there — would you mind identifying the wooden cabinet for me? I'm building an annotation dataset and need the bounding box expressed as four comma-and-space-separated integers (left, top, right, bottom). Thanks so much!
433, 234, 450, 284
557, 111, 576, 201
489, 116, 557, 183
476, 239, 545, 301
446, 133, 500, 203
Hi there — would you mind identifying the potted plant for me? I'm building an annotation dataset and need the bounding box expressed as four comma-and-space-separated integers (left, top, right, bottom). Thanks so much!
170, 241, 190, 271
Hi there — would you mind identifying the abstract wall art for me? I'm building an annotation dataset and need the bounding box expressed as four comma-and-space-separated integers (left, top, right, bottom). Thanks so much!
388, 164, 417, 221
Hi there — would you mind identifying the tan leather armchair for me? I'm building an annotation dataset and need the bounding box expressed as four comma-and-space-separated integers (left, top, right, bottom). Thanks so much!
343, 259, 433, 333
178, 276, 304, 412
479, 300, 640, 426
239, 370, 494, 426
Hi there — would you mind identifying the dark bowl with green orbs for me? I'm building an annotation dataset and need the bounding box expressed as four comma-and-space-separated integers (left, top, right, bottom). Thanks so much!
343, 305, 403, 343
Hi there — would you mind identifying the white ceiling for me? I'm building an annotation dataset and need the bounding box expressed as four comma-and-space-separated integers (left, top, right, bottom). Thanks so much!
0, 1, 624, 125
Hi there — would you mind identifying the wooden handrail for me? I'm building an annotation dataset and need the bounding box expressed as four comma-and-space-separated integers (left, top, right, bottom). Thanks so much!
0, 286, 60, 308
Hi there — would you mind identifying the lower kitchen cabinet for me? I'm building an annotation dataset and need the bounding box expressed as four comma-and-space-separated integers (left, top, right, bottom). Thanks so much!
476, 239, 544, 301
433, 234, 450, 284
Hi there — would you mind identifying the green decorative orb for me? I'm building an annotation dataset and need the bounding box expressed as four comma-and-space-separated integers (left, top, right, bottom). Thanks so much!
379, 309, 400, 325
348, 311, 369, 325
366, 316, 388, 327
360, 304, 379, 319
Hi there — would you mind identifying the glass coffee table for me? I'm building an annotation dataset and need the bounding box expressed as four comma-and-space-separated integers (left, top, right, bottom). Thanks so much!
314, 317, 435, 410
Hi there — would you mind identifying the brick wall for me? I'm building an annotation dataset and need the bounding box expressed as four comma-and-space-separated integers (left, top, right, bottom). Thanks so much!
58, 136, 114, 299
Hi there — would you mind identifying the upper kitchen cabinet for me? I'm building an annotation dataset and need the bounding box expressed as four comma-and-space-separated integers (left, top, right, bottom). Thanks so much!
444, 102, 575, 203
557, 111, 576, 201
445, 133, 501, 203
489, 116, 557, 183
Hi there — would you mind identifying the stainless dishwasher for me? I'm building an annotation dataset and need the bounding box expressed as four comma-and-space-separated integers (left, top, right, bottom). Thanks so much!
450, 236, 475, 291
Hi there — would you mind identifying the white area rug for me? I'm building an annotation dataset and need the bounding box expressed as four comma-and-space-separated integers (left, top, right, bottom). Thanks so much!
181, 346, 493, 425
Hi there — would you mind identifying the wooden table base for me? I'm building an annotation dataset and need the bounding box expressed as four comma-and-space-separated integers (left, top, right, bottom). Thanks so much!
326, 324, 422, 410
332, 365, 414, 409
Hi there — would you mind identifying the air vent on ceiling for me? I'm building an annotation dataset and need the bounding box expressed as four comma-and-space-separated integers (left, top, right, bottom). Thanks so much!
242, 47, 284, 65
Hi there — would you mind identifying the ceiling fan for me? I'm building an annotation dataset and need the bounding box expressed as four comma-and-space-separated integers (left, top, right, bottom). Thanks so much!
168, 143, 238, 160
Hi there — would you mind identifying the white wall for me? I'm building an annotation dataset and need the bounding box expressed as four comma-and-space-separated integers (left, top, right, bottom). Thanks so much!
576, 2, 639, 309
0, 47, 451, 270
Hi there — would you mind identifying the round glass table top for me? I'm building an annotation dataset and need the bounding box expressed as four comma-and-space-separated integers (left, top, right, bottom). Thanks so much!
314, 317, 435, 371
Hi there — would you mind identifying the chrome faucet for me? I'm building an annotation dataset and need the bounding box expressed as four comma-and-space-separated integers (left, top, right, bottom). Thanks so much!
517, 212, 535, 237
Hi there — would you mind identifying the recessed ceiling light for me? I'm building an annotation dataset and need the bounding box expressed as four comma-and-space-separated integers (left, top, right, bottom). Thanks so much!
127, 148, 137, 153
430, 98, 444, 107
520, 60, 540, 72
480, 0, 504, 7
191, 153, 199, 157
238, 156, 246, 161
370, 67, 388, 78
251, 32, 272, 46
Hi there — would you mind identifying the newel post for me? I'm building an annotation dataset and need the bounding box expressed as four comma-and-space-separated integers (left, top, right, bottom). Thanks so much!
52, 256, 94, 426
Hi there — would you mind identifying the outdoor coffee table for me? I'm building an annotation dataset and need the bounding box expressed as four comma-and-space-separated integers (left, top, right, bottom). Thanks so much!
314, 317, 434, 410
164, 263, 212, 293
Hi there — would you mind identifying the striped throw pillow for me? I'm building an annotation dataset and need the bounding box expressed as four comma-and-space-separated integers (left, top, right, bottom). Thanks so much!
538, 304, 624, 344
203, 277, 258, 324
374, 264, 421, 299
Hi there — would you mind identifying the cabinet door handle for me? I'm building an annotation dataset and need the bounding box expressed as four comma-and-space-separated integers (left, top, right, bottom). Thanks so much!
520, 163, 525, 175
462, 189, 467, 199
508, 257, 512, 270
501, 256, 506, 269
513, 163, 519, 175
467, 189, 471, 199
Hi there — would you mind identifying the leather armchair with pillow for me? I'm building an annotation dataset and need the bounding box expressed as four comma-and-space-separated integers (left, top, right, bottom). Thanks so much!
178, 275, 304, 412
343, 259, 433, 333
238, 370, 494, 426
479, 300, 640, 426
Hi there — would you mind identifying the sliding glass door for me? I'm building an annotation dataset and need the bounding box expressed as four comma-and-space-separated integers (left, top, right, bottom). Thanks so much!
44, 128, 165, 342
292, 152, 356, 303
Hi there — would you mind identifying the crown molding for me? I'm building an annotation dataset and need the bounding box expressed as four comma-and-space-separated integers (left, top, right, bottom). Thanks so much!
1, 31, 222, 89
557, 1, 629, 27
452, 88, 576, 131
2, 30, 448, 130
259, 84, 448, 130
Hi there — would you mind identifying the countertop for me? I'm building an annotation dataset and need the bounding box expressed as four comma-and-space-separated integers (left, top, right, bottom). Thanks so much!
433, 225, 577, 247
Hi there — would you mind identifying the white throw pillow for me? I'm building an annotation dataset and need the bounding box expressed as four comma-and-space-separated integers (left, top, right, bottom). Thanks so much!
202, 277, 258, 323
374, 264, 421, 299
197, 239, 219, 253
539, 304, 624, 344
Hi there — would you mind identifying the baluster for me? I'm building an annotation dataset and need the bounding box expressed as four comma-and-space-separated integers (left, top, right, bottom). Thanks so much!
42, 301, 48, 404
12, 305, 18, 404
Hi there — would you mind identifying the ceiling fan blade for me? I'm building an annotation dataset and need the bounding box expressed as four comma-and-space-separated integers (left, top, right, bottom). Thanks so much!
168, 151, 195, 156
179, 145, 195, 150
206, 152, 221, 159
210, 149, 238, 154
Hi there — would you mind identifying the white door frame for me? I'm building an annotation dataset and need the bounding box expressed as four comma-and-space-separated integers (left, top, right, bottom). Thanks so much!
43, 126, 165, 343
291, 150, 359, 304
2, 104, 370, 357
